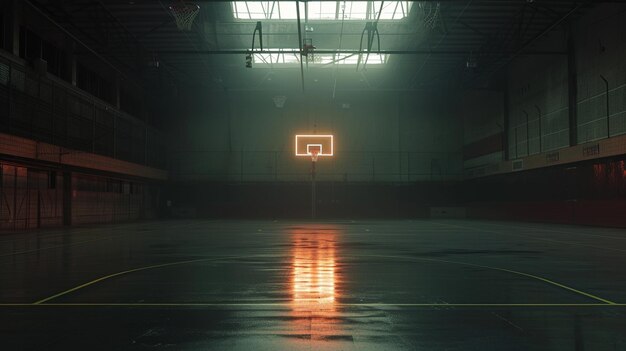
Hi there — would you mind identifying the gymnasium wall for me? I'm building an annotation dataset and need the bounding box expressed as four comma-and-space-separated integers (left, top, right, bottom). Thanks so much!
0, 162, 159, 231
460, 90, 504, 172
462, 4, 626, 175
164, 180, 461, 219
0, 164, 62, 230
0, 53, 166, 170
457, 4, 626, 227
72, 173, 157, 225
464, 155, 626, 227
171, 89, 463, 182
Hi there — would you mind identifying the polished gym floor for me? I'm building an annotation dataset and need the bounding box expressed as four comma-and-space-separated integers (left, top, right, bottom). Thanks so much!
1, 219, 625, 350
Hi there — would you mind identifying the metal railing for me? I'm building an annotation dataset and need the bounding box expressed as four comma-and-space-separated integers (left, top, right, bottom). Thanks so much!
170, 150, 463, 182
0, 51, 166, 169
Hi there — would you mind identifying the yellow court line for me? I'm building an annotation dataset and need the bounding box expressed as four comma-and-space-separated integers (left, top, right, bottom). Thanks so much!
33, 257, 227, 304
357, 254, 616, 305
3, 303, 626, 308
34, 253, 617, 305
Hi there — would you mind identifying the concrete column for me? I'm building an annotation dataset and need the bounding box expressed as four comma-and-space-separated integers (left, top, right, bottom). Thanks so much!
62, 172, 72, 226
503, 80, 510, 161
567, 23, 578, 147
9, 0, 22, 56
114, 74, 121, 109
69, 43, 77, 86
144, 127, 148, 165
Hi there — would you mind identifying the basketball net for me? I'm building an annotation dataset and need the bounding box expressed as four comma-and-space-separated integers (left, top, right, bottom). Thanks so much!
418, 1, 441, 30
310, 150, 320, 163
273, 95, 287, 108
170, 2, 200, 31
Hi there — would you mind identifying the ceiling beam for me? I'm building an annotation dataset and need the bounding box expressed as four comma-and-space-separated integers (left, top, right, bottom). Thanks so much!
154, 49, 566, 55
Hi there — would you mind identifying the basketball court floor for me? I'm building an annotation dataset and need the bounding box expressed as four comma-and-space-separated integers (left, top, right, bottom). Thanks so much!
1, 219, 625, 350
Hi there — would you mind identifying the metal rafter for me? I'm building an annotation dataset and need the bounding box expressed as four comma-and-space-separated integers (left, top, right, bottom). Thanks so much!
27, 0, 600, 90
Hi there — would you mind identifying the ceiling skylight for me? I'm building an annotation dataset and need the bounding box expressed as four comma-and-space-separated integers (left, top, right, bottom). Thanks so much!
232, 1, 413, 20
252, 49, 388, 66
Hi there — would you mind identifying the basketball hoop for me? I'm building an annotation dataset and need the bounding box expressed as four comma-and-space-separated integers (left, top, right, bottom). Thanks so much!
295, 135, 334, 158
294, 134, 334, 220
273, 95, 287, 108
418, 1, 441, 30
169, 2, 200, 31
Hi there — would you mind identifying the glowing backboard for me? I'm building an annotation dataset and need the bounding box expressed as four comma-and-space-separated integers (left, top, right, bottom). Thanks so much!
295, 135, 334, 157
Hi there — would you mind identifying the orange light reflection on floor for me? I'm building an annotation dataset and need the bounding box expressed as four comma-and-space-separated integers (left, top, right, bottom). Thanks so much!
290, 227, 343, 342
292, 231, 337, 308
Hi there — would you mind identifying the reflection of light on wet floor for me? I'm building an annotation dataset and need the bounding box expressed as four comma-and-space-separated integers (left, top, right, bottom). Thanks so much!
290, 228, 350, 345
292, 234, 336, 307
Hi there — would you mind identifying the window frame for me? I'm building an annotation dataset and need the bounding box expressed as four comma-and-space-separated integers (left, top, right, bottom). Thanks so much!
231, 1, 413, 21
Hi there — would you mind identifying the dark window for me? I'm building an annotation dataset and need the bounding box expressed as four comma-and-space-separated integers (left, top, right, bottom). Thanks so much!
0, 12, 5, 50
19, 27, 42, 60
77, 63, 113, 103
48, 171, 56, 189
42, 40, 69, 80
106, 179, 120, 193
19, 27, 70, 81
120, 88, 142, 118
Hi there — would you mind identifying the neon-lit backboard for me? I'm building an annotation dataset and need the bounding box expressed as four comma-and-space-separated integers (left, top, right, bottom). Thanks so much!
295, 135, 334, 157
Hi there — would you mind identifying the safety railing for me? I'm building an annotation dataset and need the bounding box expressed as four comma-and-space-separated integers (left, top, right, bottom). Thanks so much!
0, 51, 166, 170
169, 150, 463, 182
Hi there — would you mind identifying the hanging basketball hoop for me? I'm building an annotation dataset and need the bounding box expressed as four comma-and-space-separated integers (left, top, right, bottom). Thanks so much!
169, 2, 200, 31
418, 1, 441, 30
273, 95, 287, 108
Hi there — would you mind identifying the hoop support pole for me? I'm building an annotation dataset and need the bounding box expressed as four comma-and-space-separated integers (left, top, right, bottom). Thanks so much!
311, 160, 316, 219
